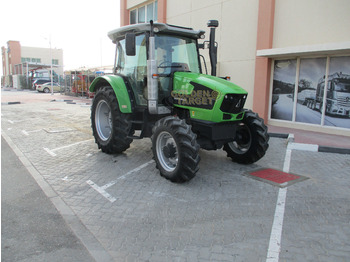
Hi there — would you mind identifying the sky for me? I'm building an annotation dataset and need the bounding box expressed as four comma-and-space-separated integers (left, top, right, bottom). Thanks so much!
1, 0, 120, 75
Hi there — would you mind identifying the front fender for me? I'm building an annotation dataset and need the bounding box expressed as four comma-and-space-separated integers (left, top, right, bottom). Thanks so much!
89, 75, 132, 113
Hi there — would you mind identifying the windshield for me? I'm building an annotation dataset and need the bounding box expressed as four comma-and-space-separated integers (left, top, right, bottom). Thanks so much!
155, 35, 200, 74
334, 80, 350, 93
113, 33, 200, 106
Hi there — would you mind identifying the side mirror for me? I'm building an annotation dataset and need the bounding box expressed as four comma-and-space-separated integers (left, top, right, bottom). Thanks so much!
125, 33, 136, 56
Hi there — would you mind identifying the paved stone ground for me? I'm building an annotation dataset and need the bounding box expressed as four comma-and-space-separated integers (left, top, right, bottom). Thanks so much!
2, 90, 350, 261
2, 137, 96, 262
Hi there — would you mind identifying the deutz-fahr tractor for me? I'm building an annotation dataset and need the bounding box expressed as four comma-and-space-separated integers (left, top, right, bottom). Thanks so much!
89, 20, 269, 183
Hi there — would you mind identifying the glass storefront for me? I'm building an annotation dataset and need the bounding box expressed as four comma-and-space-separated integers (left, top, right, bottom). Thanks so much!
270, 56, 350, 129
271, 59, 297, 121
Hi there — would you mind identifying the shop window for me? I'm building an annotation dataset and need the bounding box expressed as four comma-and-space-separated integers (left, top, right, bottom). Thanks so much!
296, 58, 326, 125
270, 56, 350, 130
325, 56, 350, 129
130, 9, 137, 24
271, 59, 297, 121
22, 57, 41, 63
138, 6, 146, 23
130, 1, 158, 24
147, 3, 154, 22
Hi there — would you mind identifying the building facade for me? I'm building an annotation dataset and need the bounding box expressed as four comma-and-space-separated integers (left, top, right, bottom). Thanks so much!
2, 40, 63, 87
119, 0, 350, 136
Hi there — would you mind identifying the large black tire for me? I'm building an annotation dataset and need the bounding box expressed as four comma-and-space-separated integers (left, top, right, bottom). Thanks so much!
152, 116, 200, 183
91, 86, 133, 154
223, 110, 269, 164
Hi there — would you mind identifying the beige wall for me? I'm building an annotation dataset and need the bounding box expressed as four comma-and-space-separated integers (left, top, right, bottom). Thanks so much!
21, 46, 64, 75
127, 0, 148, 9
166, 0, 259, 108
122, 0, 350, 133
273, 0, 350, 48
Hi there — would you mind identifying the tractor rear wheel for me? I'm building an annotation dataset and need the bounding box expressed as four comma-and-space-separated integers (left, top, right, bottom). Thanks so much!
223, 110, 269, 164
91, 86, 133, 154
152, 116, 200, 183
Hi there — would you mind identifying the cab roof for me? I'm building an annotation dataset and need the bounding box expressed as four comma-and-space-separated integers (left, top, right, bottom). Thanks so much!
108, 23, 205, 43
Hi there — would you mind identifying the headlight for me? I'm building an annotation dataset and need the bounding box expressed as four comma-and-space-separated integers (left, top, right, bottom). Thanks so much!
220, 94, 247, 114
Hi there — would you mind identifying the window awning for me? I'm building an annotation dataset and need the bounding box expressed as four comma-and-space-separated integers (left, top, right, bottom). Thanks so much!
257, 41, 350, 58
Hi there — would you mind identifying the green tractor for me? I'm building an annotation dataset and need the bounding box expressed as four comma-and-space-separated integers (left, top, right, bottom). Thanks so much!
89, 20, 269, 183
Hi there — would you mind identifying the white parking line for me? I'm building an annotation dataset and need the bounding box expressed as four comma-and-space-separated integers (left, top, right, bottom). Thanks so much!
43, 139, 93, 157
266, 187, 287, 262
266, 134, 293, 262
86, 180, 117, 203
148, 191, 188, 203
22, 129, 42, 136
44, 147, 57, 157
101, 160, 154, 190
289, 142, 319, 152
86, 160, 154, 203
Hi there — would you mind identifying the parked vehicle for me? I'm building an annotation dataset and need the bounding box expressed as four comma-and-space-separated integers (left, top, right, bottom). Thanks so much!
89, 20, 269, 183
36, 82, 61, 93
32, 78, 51, 89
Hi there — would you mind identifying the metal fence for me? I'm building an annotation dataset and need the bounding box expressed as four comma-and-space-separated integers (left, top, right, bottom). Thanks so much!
61, 73, 97, 98
2, 73, 103, 98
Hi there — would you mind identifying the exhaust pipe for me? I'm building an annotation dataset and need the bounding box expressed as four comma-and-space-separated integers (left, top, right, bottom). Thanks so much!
207, 20, 219, 76
147, 21, 171, 115
147, 20, 159, 114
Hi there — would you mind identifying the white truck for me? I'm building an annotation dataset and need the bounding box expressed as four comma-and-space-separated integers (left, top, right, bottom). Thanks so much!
305, 72, 350, 117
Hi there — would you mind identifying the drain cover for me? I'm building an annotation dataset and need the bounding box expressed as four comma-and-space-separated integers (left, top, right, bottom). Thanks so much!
247, 168, 308, 188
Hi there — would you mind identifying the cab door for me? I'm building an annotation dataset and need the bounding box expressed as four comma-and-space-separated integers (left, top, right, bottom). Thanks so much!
115, 34, 147, 106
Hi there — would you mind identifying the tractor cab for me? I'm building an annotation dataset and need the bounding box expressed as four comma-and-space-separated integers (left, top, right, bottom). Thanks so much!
108, 22, 205, 113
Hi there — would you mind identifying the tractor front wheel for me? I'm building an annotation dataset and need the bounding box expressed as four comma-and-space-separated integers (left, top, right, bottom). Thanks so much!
223, 110, 269, 164
91, 86, 133, 154
152, 116, 200, 183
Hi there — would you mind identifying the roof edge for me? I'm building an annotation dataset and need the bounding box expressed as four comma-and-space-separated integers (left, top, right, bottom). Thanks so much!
257, 41, 350, 58
108, 23, 205, 43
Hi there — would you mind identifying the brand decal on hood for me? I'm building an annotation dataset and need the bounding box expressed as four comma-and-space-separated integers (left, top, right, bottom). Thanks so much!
171, 81, 219, 109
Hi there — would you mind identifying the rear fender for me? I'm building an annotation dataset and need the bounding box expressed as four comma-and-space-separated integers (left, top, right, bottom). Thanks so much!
89, 75, 132, 113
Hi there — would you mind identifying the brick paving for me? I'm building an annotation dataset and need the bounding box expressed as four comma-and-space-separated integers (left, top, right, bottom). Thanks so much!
2, 89, 350, 261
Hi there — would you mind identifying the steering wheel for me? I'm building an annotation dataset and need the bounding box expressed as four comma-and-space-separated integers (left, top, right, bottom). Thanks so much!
158, 61, 172, 68
158, 61, 173, 74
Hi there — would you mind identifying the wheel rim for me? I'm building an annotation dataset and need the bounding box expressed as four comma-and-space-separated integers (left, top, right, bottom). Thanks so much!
95, 100, 112, 141
156, 131, 178, 172
228, 123, 251, 154
44, 88, 49, 93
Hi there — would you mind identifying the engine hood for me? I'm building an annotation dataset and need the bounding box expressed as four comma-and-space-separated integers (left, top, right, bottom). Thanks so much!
172, 72, 248, 97
172, 72, 248, 122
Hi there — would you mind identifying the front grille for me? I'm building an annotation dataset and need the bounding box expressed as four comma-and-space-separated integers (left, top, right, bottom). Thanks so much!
337, 97, 350, 107
220, 94, 247, 114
